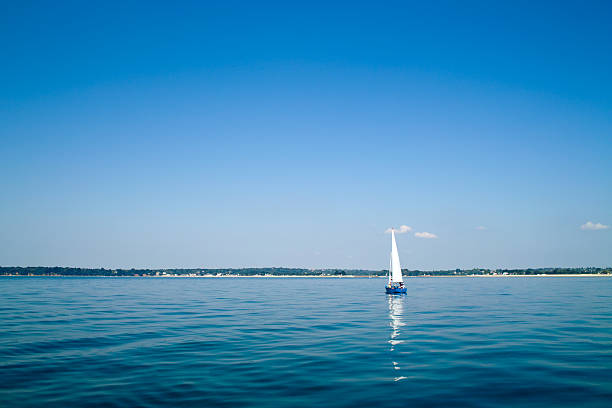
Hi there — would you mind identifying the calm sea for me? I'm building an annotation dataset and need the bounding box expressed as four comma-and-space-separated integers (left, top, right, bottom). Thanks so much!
1, 277, 611, 407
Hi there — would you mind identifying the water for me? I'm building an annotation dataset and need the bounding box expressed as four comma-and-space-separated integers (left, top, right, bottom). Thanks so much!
1, 277, 611, 407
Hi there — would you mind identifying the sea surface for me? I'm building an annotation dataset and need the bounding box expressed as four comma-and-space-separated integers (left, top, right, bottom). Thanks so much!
1, 277, 611, 407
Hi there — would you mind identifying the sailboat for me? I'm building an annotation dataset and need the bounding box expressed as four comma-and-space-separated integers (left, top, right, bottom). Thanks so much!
386, 228, 407, 294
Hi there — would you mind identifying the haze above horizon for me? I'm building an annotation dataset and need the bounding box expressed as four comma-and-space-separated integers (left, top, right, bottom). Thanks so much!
1, 1, 611, 270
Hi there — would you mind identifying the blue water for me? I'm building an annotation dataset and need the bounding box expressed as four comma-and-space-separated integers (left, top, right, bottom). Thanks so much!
1, 277, 611, 407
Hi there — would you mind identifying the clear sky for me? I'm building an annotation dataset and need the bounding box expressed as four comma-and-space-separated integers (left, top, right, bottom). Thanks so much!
1, 1, 611, 270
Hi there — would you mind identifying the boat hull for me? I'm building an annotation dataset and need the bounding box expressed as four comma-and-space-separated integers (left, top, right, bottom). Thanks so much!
385, 286, 407, 294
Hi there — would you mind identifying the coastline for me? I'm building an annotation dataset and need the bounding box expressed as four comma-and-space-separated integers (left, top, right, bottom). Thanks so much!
1, 274, 610, 278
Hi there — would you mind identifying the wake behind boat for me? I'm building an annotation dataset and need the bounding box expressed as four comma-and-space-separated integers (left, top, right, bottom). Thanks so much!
386, 229, 407, 294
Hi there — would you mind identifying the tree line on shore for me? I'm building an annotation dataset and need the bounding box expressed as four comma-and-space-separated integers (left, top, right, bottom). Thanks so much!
1, 266, 610, 276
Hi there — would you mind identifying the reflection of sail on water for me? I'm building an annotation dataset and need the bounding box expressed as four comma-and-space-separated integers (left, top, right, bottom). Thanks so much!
388, 295, 405, 350
388, 294, 407, 381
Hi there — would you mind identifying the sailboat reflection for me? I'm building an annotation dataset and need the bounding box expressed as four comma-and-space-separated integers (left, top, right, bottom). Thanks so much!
388, 294, 407, 381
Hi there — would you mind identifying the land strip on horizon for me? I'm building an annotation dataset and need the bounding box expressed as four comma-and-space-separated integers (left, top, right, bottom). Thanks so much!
1, 266, 610, 277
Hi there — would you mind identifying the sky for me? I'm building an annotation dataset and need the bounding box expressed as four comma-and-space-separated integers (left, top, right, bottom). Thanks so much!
1, 1, 611, 270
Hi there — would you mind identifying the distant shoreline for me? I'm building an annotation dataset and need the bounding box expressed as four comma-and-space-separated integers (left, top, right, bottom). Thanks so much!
2, 266, 610, 278
1, 274, 610, 278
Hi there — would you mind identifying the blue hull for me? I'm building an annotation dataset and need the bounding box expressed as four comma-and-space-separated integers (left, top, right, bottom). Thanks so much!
385, 287, 407, 294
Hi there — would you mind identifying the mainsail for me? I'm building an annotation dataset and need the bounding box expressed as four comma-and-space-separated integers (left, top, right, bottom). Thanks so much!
390, 229, 403, 283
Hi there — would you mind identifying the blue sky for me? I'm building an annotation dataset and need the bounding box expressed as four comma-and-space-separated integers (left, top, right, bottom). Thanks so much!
1, 1, 611, 269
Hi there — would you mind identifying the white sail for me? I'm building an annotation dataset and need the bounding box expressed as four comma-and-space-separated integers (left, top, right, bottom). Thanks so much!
390, 229, 403, 283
